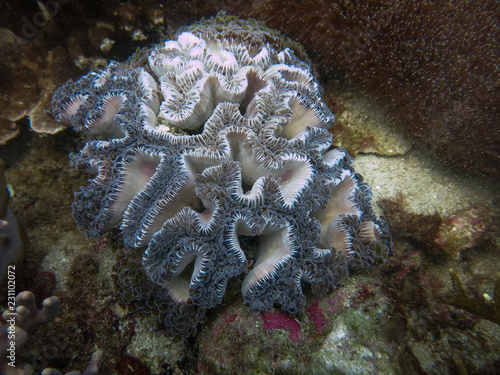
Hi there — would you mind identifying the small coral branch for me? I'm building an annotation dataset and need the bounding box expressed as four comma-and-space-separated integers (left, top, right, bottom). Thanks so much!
13, 291, 60, 330
0, 291, 60, 375
0, 291, 102, 375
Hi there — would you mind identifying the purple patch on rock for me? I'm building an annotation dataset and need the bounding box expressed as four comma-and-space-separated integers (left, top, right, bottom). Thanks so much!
261, 311, 301, 343
307, 300, 328, 333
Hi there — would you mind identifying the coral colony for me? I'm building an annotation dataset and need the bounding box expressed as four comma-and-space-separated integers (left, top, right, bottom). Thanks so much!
52, 14, 393, 335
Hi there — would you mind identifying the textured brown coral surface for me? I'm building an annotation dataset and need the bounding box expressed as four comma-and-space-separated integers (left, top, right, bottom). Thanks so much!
227, 0, 500, 177
0, 0, 170, 144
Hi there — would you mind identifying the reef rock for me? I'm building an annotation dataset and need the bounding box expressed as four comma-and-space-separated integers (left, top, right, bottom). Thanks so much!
51, 14, 393, 336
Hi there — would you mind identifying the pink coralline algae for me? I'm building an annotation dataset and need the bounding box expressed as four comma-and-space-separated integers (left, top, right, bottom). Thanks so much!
261, 311, 302, 343
307, 300, 329, 334
51, 13, 393, 336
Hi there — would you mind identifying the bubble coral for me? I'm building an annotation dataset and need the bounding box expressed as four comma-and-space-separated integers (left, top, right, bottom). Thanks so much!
52, 14, 392, 336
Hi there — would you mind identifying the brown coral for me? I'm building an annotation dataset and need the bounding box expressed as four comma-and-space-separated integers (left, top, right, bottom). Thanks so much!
0, 0, 168, 144
228, 0, 500, 177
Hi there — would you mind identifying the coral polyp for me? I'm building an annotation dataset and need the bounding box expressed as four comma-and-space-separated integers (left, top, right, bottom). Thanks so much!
52, 14, 392, 336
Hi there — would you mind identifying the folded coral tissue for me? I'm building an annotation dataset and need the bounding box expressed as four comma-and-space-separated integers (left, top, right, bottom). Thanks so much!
51, 14, 393, 336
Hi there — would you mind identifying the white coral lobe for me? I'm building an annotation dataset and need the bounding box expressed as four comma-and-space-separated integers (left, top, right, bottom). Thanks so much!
242, 223, 295, 295
312, 173, 362, 254
272, 156, 313, 206
58, 94, 89, 123
85, 93, 126, 138
111, 149, 161, 226
163, 242, 211, 303
52, 14, 393, 336
279, 96, 327, 139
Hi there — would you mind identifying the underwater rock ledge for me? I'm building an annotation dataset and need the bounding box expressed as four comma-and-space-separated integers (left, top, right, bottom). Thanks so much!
51, 13, 393, 336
